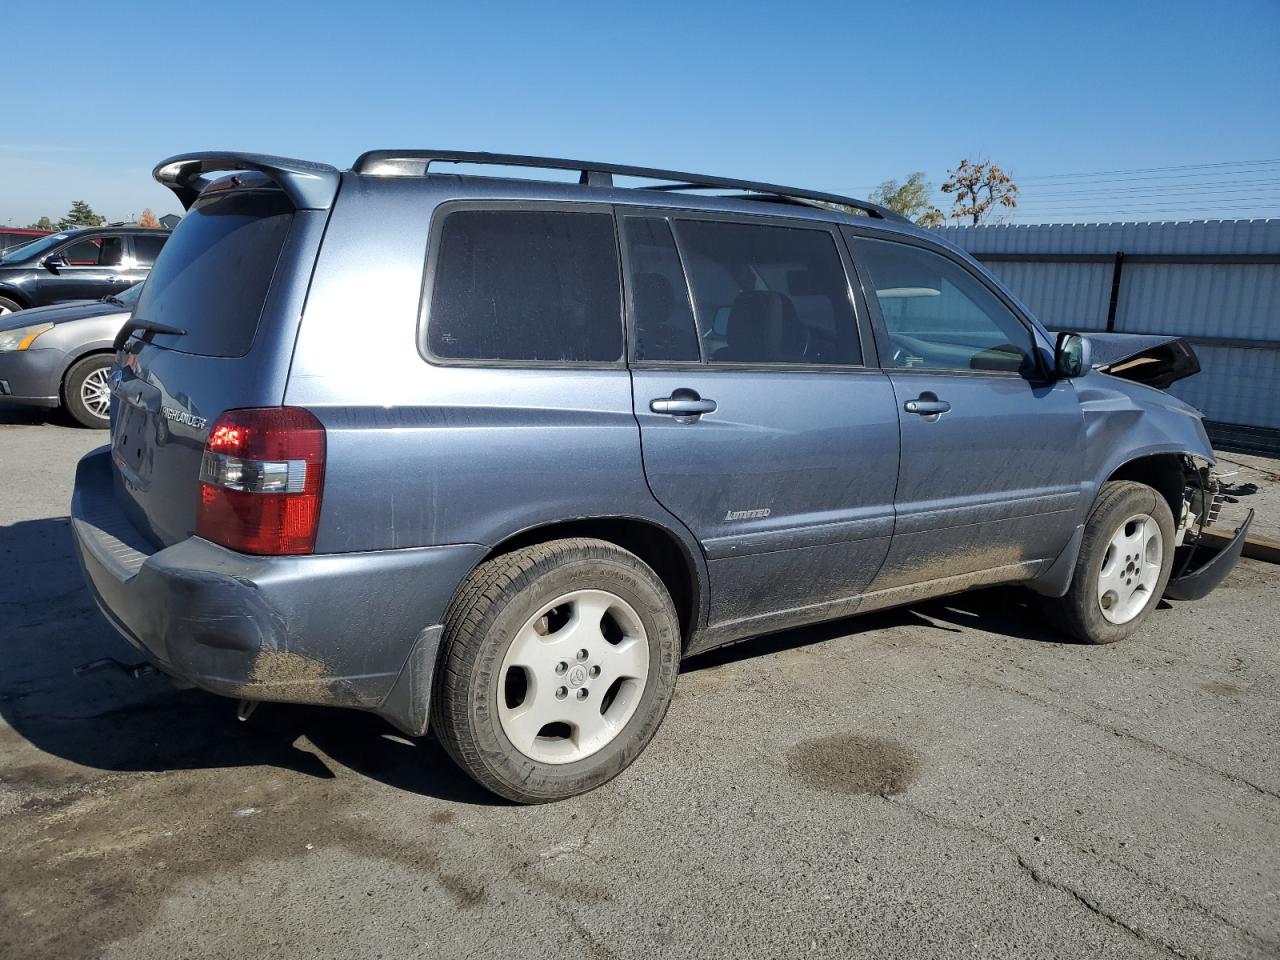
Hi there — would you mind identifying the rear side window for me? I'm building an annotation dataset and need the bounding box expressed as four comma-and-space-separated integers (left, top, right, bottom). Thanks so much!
427, 209, 622, 363
136, 189, 294, 358
674, 220, 860, 365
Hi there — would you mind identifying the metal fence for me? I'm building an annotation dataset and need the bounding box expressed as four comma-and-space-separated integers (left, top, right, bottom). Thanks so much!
932, 219, 1280, 455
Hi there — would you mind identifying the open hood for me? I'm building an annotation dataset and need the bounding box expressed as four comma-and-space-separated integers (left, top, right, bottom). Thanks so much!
1084, 332, 1201, 390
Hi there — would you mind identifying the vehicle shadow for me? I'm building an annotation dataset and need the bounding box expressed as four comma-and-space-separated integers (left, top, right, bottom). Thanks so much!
683, 583, 1077, 673
1, 514, 1075, 805
0, 406, 68, 428
0, 516, 494, 805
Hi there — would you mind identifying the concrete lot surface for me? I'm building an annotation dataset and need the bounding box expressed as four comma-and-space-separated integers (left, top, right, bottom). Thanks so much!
1, 409, 1278, 960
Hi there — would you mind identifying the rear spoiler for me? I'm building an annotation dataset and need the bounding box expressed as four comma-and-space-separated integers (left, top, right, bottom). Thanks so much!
153, 152, 341, 211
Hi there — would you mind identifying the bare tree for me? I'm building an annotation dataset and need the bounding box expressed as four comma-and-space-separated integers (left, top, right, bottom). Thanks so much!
941, 160, 1019, 224
137, 208, 160, 228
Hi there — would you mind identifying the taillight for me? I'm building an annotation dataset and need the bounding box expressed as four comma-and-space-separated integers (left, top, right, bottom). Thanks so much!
196, 407, 326, 555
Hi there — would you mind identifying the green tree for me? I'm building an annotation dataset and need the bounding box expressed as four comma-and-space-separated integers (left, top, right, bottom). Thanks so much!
25, 216, 55, 231
941, 159, 1019, 224
870, 172, 945, 226
57, 200, 106, 229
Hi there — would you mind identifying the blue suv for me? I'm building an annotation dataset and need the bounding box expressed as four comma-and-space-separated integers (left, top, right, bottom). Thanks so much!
70, 150, 1250, 802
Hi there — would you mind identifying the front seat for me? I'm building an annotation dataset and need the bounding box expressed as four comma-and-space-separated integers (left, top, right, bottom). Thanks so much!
713, 290, 806, 363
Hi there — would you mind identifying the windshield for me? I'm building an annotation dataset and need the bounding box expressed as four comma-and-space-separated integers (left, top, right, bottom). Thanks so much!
0, 232, 72, 264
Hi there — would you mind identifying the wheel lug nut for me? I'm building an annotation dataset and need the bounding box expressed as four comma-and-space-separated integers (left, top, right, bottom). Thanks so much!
555, 686, 568, 700
554, 661, 567, 674
576, 688, 589, 700
588, 665, 600, 678
576, 649, 589, 661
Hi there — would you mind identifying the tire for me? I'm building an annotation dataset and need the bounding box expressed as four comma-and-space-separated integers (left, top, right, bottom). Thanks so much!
0, 295, 23, 316
63, 354, 114, 429
431, 538, 681, 803
1043, 480, 1176, 644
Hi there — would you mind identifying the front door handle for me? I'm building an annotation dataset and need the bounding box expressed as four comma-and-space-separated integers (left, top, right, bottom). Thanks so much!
650, 390, 717, 417
904, 399, 951, 415
903, 393, 951, 420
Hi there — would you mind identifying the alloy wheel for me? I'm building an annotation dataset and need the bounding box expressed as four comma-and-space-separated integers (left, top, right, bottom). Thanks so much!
1097, 513, 1163, 624
80, 366, 112, 421
498, 588, 650, 764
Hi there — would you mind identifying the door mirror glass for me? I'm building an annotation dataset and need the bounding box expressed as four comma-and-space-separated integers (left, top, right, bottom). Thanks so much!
1055, 331, 1091, 378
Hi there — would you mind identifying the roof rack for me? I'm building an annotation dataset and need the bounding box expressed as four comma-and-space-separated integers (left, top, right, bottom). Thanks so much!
352, 149, 908, 223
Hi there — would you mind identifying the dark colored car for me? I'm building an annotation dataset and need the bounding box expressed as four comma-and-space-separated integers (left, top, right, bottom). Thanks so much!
0, 283, 141, 426
70, 150, 1249, 803
0, 226, 168, 316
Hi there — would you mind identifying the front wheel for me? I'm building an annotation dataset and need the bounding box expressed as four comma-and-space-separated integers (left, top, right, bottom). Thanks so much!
1043, 480, 1176, 644
63, 354, 114, 428
431, 538, 681, 803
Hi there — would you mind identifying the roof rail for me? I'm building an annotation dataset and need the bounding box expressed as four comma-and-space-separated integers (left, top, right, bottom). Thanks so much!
153, 152, 342, 211
352, 149, 908, 222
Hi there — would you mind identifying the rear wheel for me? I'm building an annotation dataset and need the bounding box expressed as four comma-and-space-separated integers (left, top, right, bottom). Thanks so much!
0, 296, 22, 316
1043, 480, 1176, 644
63, 354, 113, 429
431, 538, 680, 803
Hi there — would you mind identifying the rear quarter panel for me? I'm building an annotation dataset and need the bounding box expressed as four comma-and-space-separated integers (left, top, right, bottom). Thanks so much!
285, 176, 701, 575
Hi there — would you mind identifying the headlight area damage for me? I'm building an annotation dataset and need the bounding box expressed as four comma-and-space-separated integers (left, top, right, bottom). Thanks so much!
1086, 332, 1202, 390
1168, 457, 1254, 601
1067, 330, 1254, 601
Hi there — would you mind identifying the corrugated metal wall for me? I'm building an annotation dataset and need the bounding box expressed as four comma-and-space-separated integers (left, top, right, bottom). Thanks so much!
933, 220, 1280, 450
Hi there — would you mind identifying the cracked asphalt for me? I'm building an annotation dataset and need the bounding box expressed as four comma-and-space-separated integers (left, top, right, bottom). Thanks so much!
1, 408, 1278, 960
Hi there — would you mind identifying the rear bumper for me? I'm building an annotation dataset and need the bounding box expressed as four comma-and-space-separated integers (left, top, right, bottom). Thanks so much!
0, 346, 63, 405
70, 447, 485, 735
1165, 510, 1254, 602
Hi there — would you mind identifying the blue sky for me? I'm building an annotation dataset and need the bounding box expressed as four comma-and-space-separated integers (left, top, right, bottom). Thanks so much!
2, 0, 1278, 226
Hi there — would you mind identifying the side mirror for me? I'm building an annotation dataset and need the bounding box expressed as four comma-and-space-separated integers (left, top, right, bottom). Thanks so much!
42, 254, 66, 274
1055, 331, 1091, 379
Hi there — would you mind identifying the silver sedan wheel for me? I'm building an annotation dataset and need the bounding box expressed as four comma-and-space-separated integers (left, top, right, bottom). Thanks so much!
80, 366, 112, 421
1097, 513, 1163, 624
498, 588, 650, 765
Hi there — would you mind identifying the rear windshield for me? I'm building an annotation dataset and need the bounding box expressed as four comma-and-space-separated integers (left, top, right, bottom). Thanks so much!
136, 188, 294, 357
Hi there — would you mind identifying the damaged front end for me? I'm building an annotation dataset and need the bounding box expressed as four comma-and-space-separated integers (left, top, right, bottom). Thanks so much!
1085, 332, 1202, 390
1167, 459, 1255, 601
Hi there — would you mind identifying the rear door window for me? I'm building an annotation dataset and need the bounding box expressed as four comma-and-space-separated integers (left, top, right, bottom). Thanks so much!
130, 234, 167, 268
673, 219, 861, 365
136, 188, 294, 358
622, 217, 699, 362
426, 208, 623, 364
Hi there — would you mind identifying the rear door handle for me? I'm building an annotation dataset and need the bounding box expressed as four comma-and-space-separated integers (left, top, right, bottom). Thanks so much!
903, 399, 951, 415
650, 392, 717, 417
